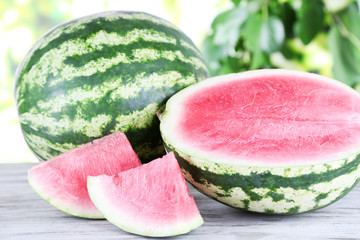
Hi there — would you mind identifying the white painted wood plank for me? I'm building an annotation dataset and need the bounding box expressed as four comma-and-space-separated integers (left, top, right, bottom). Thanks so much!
1, 163, 360, 239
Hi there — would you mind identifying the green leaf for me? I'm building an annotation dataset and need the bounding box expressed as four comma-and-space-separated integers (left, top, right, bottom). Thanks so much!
202, 35, 228, 61
244, 14, 262, 52
203, 5, 249, 75
279, 41, 304, 61
279, 2, 297, 38
328, 26, 360, 86
244, 14, 282, 69
218, 56, 248, 75
201, 35, 228, 75
250, 49, 270, 69
245, 14, 285, 53
231, 0, 242, 6
338, 2, 360, 39
244, 14, 264, 69
260, 15, 285, 53
212, 7, 248, 48
295, 0, 324, 45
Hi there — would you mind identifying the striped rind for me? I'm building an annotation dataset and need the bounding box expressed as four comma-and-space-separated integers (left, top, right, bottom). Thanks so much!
14, 11, 209, 162
163, 140, 360, 214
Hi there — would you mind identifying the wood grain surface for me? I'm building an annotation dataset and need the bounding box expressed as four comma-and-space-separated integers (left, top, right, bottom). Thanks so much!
1, 163, 360, 240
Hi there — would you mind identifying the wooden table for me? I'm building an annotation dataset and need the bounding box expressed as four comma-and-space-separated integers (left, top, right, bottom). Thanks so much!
1, 163, 360, 239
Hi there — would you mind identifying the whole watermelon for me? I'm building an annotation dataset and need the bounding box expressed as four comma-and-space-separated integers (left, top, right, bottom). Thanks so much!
14, 11, 209, 162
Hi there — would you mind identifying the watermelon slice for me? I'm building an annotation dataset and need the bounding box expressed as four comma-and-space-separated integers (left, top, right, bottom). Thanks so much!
160, 69, 360, 214
28, 132, 141, 218
87, 152, 203, 237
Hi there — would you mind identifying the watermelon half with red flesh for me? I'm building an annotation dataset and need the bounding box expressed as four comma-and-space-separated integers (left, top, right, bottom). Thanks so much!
28, 132, 141, 218
160, 69, 360, 214
87, 152, 203, 237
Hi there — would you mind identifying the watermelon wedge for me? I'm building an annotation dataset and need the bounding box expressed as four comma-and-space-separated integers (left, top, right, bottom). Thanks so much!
87, 152, 203, 237
28, 132, 141, 218
160, 69, 360, 214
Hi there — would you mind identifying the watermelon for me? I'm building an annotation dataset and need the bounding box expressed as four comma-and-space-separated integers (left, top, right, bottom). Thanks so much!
87, 152, 203, 237
28, 131, 141, 218
160, 69, 360, 214
14, 11, 209, 163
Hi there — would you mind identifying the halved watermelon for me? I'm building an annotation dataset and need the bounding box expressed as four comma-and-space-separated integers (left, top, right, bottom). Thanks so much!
160, 69, 360, 214
87, 152, 203, 237
28, 132, 141, 218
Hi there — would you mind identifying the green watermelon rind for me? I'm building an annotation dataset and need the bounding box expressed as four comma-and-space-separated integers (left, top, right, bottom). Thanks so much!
28, 171, 104, 219
87, 176, 204, 237
14, 11, 209, 163
162, 140, 360, 215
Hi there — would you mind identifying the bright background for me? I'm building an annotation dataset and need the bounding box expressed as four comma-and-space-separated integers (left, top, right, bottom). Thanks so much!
0, 0, 229, 163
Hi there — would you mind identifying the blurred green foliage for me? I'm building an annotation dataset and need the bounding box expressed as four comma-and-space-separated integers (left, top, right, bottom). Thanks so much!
202, 0, 360, 88
0, 0, 72, 110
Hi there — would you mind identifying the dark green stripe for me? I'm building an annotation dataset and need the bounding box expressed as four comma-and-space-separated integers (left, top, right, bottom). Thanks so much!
21, 130, 51, 161
21, 109, 164, 162
63, 81, 184, 121
19, 72, 195, 119
166, 143, 360, 199
63, 40, 204, 69
302, 178, 360, 214
16, 12, 201, 88
59, 50, 205, 94
21, 123, 95, 151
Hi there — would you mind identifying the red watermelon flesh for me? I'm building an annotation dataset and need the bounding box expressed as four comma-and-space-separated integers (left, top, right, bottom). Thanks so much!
162, 69, 360, 166
28, 132, 141, 218
87, 152, 203, 237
